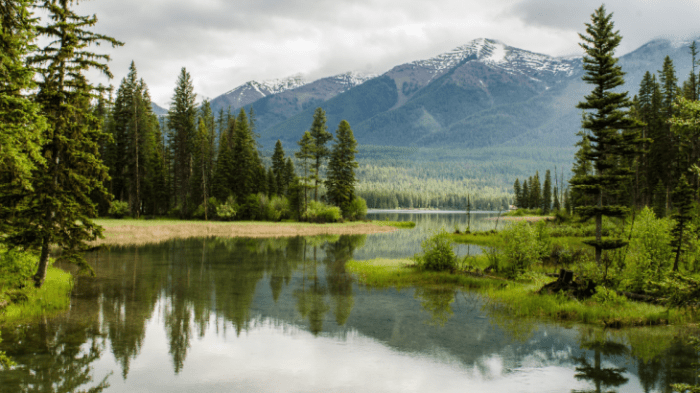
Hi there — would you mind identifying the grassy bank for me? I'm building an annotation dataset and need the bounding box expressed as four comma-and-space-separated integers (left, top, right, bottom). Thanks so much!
346, 257, 693, 328
93, 218, 397, 246
372, 220, 416, 229
0, 267, 72, 325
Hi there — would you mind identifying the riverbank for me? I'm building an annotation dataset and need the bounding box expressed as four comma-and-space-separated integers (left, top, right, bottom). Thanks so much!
93, 218, 399, 246
346, 258, 692, 328
0, 267, 72, 326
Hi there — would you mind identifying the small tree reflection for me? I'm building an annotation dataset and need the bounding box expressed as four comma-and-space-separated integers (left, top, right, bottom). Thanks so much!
415, 288, 456, 326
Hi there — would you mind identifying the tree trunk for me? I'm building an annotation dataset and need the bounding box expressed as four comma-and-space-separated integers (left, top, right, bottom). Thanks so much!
33, 237, 51, 288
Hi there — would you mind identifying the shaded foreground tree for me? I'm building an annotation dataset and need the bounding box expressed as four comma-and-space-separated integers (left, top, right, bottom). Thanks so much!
325, 120, 359, 213
570, 5, 640, 264
7, 0, 123, 287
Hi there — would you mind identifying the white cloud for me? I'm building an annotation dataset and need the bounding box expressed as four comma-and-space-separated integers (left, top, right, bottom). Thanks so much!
59, 0, 700, 107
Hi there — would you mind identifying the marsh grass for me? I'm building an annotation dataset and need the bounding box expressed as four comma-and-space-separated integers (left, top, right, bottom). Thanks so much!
93, 218, 396, 246
372, 220, 416, 229
346, 258, 505, 290
484, 283, 692, 327
0, 267, 72, 325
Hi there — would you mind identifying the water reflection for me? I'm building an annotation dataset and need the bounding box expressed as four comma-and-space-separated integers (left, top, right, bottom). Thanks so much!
0, 219, 698, 392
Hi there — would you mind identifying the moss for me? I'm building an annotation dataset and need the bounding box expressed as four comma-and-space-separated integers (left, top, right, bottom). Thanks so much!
0, 267, 73, 325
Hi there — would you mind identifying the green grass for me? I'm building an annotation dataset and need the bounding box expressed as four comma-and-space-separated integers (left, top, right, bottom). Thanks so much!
450, 231, 503, 248
484, 283, 691, 327
346, 258, 506, 290
0, 267, 73, 325
372, 220, 416, 229
94, 218, 378, 228
346, 258, 695, 328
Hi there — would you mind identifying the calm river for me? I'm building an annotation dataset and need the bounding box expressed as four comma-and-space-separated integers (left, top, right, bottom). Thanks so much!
0, 212, 697, 392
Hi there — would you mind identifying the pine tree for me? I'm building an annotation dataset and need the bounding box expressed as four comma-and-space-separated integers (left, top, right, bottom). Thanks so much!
325, 120, 359, 213
271, 140, 286, 196
530, 172, 541, 210
653, 180, 666, 218
309, 108, 332, 201
521, 180, 529, 209
230, 108, 256, 201
671, 175, 693, 271
192, 118, 211, 219
571, 5, 640, 264
212, 116, 234, 201
283, 157, 295, 195
513, 179, 521, 208
684, 41, 698, 101
543, 170, 552, 214
167, 68, 197, 217
295, 131, 315, 215
17, 0, 122, 287
553, 187, 561, 211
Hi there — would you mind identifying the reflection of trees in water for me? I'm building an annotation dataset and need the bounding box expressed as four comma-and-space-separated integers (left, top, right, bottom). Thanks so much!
572, 329, 629, 393
0, 297, 111, 392
415, 288, 456, 326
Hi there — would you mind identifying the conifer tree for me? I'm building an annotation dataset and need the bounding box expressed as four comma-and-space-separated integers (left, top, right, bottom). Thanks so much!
309, 108, 332, 201
513, 179, 521, 208
267, 167, 276, 197
284, 157, 296, 195
295, 131, 315, 215
653, 180, 666, 218
571, 5, 640, 264
326, 120, 359, 213
553, 187, 561, 211
17, 0, 123, 287
543, 170, 552, 214
0, 0, 45, 195
231, 108, 256, 201
193, 118, 211, 219
212, 116, 234, 201
168, 68, 197, 217
521, 180, 529, 209
271, 140, 286, 195
671, 175, 693, 271
530, 172, 541, 210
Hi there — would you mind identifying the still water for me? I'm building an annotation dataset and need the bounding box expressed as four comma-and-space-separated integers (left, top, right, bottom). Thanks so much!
0, 212, 697, 392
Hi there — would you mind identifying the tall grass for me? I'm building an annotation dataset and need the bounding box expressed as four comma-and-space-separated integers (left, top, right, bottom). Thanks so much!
1, 267, 73, 325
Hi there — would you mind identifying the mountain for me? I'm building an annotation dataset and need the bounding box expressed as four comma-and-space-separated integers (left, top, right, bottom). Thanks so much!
151, 102, 168, 116
211, 71, 377, 133
210, 74, 307, 114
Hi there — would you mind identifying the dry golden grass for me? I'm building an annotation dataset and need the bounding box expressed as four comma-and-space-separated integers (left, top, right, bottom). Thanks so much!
92, 219, 396, 246
485, 216, 549, 222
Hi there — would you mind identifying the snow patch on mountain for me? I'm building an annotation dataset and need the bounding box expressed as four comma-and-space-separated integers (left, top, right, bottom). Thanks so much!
411, 38, 578, 80
329, 71, 378, 90
225, 74, 307, 97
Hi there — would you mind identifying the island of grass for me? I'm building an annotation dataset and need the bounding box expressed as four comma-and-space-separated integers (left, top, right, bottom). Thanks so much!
347, 208, 700, 328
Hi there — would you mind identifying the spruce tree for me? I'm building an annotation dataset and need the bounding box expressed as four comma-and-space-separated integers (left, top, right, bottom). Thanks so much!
521, 180, 529, 209
212, 116, 234, 201
17, 0, 123, 287
271, 140, 286, 195
571, 5, 640, 264
325, 120, 359, 213
283, 157, 295, 195
543, 170, 552, 214
309, 107, 332, 201
295, 131, 315, 215
230, 108, 256, 201
653, 180, 666, 218
671, 175, 693, 271
513, 179, 521, 208
167, 68, 197, 217
530, 172, 541, 210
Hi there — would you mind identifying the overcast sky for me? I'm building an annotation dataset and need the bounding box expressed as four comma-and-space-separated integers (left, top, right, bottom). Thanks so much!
69, 0, 700, 108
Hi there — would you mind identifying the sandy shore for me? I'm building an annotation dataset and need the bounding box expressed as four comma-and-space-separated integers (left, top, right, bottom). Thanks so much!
91, 219, 397, 246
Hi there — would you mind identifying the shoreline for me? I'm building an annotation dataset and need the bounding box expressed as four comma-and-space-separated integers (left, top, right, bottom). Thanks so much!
92, 219, 397, 246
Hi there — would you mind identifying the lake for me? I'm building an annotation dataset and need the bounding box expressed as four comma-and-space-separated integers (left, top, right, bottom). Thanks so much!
0, 212, 697, 392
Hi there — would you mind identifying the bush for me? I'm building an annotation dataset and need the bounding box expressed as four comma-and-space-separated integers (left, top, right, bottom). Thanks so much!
590, 286, 628, 307
216, 196, 238, 221
193, 197, 220, 220
344, 197, 368, 220
108, 200, 130, 218
270, 196, 291, 220
621, 207, 673, 292
414, 230, 456, 271
0, 247, 37, 289
305, 201, 342, 223
500, 221, 545, 278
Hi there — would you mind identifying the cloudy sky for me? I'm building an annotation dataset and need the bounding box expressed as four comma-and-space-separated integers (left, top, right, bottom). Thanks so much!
69, 0, 700, 108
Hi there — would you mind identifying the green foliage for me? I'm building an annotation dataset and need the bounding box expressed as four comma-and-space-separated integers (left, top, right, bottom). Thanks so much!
326, 120, 359, 211
499, 222, 548, 278
621, 207, 673, 292
108, 201, 130, 219
305, 200, 342, 223
0, 246, 37, 289
590, 286, 629, 307
414, 230, 457, 272
216, 196, 238, 221
270, 195, 291, 220
344, 196, 367, 220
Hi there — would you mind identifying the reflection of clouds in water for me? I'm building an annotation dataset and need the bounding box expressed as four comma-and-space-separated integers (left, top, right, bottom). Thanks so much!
104, 316, 594, 393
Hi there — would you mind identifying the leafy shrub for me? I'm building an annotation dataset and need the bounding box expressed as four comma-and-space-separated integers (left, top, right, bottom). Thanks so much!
193, 197, 220, 220
621, 207, 673, 292
0, 247, 37, 289
270, 196, 291, 220
108, 200, 130, 218
216, 196, 238, 221
591, 286, 628, 307
500, 221, 545, 278
344, 197, 368, 220
305, 201, 342, 223
414, 230, 456, 271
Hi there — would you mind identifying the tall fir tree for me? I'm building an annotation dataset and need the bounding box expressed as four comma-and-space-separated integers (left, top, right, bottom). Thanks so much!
570, 5, 640, 264
542, 170, 552, 214
230, 108, 258, 201
325, 120, 359, 213
18, 0, 123, 287
211, 116, 234, 201
513, 179, 521, 208
529, 172, 541, 210
167, 67, 197, 217
295, 131, 315, 215
309, 107, 332, 201
271, 140, 286, 196
670, 175, 693, 271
